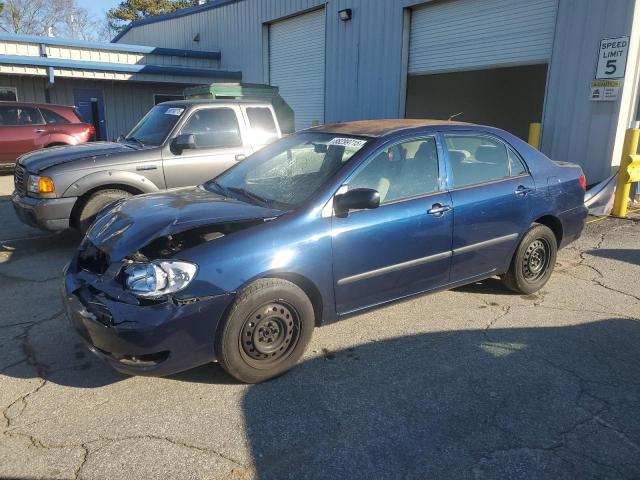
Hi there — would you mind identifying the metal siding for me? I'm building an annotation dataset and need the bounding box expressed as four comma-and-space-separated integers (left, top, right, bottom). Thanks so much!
270, 9, 325, 130
0, 74, 47, 102
409, 0, 558, 75
541, 0, 635, 183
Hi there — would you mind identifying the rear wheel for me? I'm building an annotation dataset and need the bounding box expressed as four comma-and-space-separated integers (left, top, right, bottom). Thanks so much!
501, 223, 557, 294
76, 189, 131, 235
216, 279, 315, 383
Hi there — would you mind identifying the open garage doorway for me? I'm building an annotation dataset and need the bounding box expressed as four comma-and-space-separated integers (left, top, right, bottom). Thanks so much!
405, 64, 549, 140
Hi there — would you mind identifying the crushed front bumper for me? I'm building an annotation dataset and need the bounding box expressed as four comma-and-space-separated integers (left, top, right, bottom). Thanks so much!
12, 193, 76, 231
62, 254, 234, 377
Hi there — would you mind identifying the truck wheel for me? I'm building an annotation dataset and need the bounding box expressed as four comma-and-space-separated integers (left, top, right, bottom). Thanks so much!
501, 223, 557, 294
77, 189, 131, 235
216, 279, 315, 383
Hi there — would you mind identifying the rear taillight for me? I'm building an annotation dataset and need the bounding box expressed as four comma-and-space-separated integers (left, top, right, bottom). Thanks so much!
578, 175, 587, 192
80, 125, 95, 139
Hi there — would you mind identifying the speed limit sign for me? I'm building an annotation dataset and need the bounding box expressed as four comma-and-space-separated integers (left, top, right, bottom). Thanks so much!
596, 36, 629, 80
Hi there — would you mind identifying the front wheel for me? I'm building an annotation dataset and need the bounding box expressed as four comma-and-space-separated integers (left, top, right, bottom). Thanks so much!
501, 224, 557, 294
216, 279, 315, 383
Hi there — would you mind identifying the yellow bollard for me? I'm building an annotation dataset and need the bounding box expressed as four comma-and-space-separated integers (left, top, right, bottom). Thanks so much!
528, 123, 541, 149
611, 128, 640, 218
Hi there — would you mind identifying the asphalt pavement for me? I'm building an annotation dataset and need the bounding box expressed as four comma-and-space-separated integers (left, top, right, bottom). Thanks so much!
1, 174, 639, 480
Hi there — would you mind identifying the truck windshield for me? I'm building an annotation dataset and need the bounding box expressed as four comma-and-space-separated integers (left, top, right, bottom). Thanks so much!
125, 104, 185, 146
206, 132, 370, 210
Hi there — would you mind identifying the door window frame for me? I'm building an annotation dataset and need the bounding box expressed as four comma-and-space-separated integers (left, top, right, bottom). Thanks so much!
0, 105, 45, 126
441, 132, 531, 191
173, 105, 247, 152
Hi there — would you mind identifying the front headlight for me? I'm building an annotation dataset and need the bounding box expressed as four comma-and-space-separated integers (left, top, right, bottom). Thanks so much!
124, 261, 198, 298
27, 175, 55, 194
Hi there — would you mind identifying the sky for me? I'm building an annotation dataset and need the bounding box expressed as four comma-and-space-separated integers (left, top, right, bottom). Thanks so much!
77, 0, 122, 20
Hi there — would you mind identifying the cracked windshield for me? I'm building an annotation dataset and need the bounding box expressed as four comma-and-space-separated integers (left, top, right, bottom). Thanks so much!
208, 133, 369, 209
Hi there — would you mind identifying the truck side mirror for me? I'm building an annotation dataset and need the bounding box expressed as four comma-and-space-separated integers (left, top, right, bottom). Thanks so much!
172, 133, 197, 153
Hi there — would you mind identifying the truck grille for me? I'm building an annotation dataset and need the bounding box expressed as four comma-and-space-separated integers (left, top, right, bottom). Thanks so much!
14, 165, 26, 196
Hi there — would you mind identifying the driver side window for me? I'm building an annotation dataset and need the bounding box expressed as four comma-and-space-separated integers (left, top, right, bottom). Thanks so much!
348, 137, 439, 204
180, 108, 242, 149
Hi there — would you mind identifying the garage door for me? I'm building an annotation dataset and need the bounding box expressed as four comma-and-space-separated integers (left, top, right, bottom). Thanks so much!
409, 0, 558, 75
270, 9, 325, 131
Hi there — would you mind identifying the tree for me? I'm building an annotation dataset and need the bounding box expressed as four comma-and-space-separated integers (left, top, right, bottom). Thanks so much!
107, 0, 200, 33
0, 0, 101, 39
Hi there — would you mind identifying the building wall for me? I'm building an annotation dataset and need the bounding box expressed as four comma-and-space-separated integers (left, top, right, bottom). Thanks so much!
1, 75, 186, 140
542, 0, 636, 182
118, 0, 639, 182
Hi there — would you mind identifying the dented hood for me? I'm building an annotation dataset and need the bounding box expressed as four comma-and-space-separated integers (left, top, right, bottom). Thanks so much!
86, 187, 283, 260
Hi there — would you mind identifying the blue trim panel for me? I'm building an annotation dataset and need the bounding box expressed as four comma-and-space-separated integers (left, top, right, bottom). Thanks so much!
0, 34, 220, 60
112, 0, 243, 42
0, 55, 241, 79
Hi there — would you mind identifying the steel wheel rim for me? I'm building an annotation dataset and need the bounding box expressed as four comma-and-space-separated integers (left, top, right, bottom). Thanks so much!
239, 302, 301, 367
522, 238, 550, 282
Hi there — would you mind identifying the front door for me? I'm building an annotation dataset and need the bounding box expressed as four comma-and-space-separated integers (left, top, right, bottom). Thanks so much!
0, 105, 48, 163
332, 136, 453, 314
163, 106, 253, 188
73, 88, 106, 141
443, 133, 535, 282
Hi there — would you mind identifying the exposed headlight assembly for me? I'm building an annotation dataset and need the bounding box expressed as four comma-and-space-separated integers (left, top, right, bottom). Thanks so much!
124, 261, 198, 298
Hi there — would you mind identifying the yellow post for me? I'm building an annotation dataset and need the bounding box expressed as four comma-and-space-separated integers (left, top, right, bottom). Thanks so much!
528, 123, 541, 149
611, 128, 640, 218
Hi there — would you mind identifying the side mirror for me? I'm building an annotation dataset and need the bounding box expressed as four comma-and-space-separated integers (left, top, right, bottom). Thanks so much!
172, 133, 197, 153
334, 188, 380, 217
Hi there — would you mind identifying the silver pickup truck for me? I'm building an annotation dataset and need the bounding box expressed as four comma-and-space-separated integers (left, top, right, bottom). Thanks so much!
12, 99, 282, 233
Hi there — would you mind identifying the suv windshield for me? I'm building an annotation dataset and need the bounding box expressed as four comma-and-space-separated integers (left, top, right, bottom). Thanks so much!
125, 104, 186, 146
206, 132, 370, 209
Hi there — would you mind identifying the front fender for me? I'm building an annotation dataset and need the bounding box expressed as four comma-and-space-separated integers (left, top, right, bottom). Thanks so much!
62, 170, 162, 198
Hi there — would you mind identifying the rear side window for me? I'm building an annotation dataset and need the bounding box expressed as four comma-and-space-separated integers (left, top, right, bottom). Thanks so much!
41, 109, 71, 125
246, 107, 278, 144
508, 147, 528, 176
445, 135, 513, 188
181, 108, 242, 148
0, 106, 44, 126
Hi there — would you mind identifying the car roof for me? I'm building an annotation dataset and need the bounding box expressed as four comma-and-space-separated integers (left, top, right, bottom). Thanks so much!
0, 101, 74, 110
309, 119, 472, 137
160, 99, 273, 107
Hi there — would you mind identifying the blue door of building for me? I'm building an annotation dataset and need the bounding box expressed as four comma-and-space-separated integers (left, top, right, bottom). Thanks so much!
73, 88, 106, 141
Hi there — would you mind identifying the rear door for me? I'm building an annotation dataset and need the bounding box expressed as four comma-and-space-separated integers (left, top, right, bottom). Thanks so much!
0, 105, 48, 164
443, 132, 535, 282
332, 136, 453, 314
162, 106, 253, 188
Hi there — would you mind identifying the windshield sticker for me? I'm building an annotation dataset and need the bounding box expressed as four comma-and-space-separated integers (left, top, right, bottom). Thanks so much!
164, 107, 184, 116
328, 137, 367, 148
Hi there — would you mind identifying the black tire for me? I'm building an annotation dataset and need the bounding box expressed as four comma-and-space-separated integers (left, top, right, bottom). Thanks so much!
501, 223, 557, 294
216, 278, 315, 383
76, 189, 132, 235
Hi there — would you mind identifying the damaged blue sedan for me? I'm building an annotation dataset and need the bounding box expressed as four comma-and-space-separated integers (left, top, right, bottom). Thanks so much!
63, 120, 588, 383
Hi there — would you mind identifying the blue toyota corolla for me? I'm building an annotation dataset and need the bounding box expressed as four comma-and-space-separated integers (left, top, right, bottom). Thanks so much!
63, 120, 588, 383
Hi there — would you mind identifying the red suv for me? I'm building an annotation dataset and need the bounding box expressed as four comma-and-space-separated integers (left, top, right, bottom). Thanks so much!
0, 102, 94, 168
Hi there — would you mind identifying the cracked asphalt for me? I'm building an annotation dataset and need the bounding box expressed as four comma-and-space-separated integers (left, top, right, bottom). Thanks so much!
1, 174, 639, 479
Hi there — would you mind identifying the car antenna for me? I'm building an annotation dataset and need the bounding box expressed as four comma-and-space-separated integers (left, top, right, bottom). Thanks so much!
448, 112, 464, 121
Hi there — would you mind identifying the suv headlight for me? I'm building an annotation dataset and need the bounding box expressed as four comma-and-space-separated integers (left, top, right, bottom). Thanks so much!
124, 261, 198, 298
27, 175, 55, 194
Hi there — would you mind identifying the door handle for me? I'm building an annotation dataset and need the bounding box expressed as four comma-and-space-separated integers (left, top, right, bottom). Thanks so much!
34, 128, 46, 133
427, 203, 452, 217
235, 154, 247, 161
514, 185, 533, 197
136, 165, 157, 171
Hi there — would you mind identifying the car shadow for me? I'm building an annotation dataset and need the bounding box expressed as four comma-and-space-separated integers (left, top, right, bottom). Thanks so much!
585, 248, 640, 266
241, 319, 640, 479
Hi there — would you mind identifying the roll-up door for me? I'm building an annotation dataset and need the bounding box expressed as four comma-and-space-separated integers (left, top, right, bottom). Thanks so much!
409, 0, 558, 75
270, 9, 325, 131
